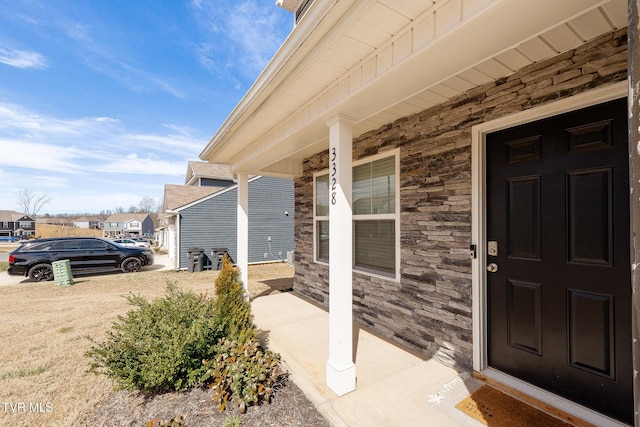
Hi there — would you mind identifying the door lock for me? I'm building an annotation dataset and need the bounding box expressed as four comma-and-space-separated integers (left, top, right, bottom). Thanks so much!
487, 263, 499, 273
488, 241, 498, 256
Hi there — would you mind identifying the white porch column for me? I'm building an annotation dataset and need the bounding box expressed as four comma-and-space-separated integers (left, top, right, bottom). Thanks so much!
325, 114, 356, 396
237, 173, 249, 296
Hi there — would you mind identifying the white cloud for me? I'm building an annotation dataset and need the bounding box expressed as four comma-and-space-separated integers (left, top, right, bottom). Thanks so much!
0, 45, 47, 69
0, 139, 87, 174
0, 102, 119, 137
193, 0, 291, 78
0, 102, 202, 160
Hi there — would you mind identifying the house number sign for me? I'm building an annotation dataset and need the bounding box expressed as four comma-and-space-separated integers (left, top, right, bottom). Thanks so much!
331, 147, 337, 205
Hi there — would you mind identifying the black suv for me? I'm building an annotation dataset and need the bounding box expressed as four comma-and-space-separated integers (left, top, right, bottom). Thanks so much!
7, 237, 154, 281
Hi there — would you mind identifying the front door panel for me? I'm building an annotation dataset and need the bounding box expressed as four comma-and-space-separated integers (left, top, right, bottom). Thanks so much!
486, 98, 632, 424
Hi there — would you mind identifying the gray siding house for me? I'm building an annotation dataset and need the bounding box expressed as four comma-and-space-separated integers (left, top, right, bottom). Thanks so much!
163, 176, 294, 270
103, 213, 155, 238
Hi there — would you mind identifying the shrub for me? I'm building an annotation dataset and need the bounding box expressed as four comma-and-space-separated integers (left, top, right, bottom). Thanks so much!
86, 282, 223, 393
206, 337, 283, 414
214, 255, 256, 343
86, 258, 284, 415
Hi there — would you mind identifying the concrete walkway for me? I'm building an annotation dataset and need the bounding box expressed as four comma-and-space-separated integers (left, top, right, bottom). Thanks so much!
251, 292, 486, 427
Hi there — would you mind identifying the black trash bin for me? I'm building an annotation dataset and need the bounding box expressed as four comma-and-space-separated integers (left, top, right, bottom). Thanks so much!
187, 247, 205, 272
210, 247, 233, 270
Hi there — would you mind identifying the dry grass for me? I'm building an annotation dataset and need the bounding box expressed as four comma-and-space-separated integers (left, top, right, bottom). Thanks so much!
0, 263, 314, 427
35, 224, 103, 238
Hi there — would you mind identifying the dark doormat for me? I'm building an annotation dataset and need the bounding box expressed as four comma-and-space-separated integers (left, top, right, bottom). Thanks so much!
455, 385, 573, 427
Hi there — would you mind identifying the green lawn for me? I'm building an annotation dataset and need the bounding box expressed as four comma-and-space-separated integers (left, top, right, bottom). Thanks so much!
0, 261, 7, 272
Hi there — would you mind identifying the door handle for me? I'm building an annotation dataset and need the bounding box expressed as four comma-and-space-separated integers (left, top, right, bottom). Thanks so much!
487, 263, 498, 273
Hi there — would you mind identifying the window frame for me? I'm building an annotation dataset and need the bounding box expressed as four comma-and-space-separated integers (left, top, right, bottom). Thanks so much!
313, 149, 400, 281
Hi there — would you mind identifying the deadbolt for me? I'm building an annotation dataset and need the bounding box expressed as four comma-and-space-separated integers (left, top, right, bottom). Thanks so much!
488, 241, 498, 256
487, 263, 498, 273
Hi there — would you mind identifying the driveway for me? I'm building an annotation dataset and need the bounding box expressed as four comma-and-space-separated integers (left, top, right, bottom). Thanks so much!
0, 242, 17, 263
0, 253, 174, 287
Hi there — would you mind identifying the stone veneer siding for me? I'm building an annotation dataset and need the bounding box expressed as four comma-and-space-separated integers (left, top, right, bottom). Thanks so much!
293, 28, 628, 371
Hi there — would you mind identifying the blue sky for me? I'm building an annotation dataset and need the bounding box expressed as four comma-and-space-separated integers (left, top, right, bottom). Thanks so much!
0, 0, 292, 215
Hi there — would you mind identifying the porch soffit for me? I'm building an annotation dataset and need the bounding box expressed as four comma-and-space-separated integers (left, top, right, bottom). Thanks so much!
200, 0, 625, 177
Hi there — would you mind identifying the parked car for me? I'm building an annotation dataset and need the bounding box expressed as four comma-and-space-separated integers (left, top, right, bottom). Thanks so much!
7, 237, 154, 282
0, 236, 17, 242
112, 238, 150, 248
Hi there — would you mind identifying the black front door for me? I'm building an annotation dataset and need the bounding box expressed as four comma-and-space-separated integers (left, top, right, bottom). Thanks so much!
486, 98, 632, 424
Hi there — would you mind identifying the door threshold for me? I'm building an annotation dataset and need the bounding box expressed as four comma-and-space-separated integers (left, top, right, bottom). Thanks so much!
476, 368, 629, 427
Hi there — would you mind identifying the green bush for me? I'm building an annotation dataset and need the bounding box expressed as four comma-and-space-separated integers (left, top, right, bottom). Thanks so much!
214, 255, 256, 343
206, 337, 283, 414
86, 282, 223, 393
86, 258, 284, 415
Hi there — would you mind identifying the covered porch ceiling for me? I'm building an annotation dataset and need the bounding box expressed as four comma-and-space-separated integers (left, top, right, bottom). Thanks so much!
200, 0, 626, 178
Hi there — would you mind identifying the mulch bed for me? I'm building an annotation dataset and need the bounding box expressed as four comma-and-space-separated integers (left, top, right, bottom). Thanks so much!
80, 376, 330, 427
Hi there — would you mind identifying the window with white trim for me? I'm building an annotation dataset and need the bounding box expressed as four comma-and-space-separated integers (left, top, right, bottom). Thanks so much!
313, 151, 398, 278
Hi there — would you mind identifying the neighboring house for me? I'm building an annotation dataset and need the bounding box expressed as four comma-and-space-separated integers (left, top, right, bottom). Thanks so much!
0, 210, 35, 238
199, 1, 636, 425
185, 160, 234, 187
73, 216, 103, 229
37, 216, 74, 227
103, 213, 154, 238
160, 176, 294, 270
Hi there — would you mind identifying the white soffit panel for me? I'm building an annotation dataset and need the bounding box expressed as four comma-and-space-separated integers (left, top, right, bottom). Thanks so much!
320, 47, 358, 71
570, 7, 615, 41
332, 35, 373, 60
414, 89, 449, 106
458, 67, 493, 86
473, 58, 513, 80
443, 75, 478, 92
361, 2, 411, 35
494, 50, 533, 73
601, 1, 627, 28
345, 19, 390, 48
517, 37, 557, 62
541, 25, 583, 52
380, 0, 437, 20
430, 82, 463, 98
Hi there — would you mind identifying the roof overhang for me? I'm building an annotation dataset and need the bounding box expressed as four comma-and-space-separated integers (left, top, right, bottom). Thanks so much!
275, 0, 302, 13
200, 0, 626, 178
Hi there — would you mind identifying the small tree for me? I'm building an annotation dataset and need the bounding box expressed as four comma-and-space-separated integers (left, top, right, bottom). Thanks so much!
138, 196, 157, 213
214, 255, 256, 343
16, 188, 51, 216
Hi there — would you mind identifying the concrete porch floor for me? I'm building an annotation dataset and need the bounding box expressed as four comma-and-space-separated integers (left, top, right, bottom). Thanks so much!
251, 292, 486, 427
